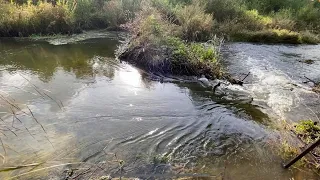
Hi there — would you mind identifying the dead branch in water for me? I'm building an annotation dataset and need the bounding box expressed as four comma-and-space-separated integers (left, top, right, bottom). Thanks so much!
241, 72, 251, 82
304, 76, 320, 93
304, 76, 317, 85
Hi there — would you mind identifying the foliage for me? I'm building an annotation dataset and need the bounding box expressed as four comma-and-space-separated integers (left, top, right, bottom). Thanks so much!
174, 0, 213, 41
294, 120, 320, 143
119, 2, 224, 79
72, 0, 107, 29
0, 0, 142, 36
280, 140, 299, 160
104, 0, 142, 28
206, 0, 245, 21
0, 1, 74, 36
231, 29, 319, 44
1, 0, 320, 44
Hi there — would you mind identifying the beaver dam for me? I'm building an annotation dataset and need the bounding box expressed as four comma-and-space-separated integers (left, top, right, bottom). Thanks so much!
0, 31, 320, 179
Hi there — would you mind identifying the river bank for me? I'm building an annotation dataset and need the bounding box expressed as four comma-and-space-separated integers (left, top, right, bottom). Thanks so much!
1, 0, 320, 44
1, 0, 320, 178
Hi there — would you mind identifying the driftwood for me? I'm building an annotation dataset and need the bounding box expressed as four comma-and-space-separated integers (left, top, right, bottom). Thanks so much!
304, 76, 317, 85
225, 72, 250, 86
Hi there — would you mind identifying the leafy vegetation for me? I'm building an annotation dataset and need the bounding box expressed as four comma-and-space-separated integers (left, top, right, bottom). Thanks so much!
119, 0, 225, 79
294, 120, 320, 144
1, 0, 320, 43
0, 0, 142, 36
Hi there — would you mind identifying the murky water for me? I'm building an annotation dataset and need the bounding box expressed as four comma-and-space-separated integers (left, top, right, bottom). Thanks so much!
0, 31, 319, 179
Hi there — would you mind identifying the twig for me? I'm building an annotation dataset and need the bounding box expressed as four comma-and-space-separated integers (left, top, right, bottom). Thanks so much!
0, 163, 41, 172
3, 126, 18, 136
0, 138, 6, 164
26, 105, 47, 134
42, 91, 63, 110
304, 76, 318, 85
19, 73, 45, 99
0, 94, 21, 111
241, 72, 250, 82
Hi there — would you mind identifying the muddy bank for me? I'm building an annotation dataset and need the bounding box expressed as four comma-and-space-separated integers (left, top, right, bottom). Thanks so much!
118, 38, 244, 87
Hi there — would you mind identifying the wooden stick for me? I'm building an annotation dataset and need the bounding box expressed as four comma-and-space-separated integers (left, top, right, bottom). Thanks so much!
283, 138, 320, 169
304, 76, 317, 85
241, 72, 250, 82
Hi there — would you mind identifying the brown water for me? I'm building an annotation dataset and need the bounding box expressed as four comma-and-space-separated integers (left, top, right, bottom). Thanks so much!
0, 31, 319, 179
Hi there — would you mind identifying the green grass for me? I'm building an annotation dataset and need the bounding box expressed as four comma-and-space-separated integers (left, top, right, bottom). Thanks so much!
1, 0, 320, 44
0, 0, 142, 37
119, 1, 224, 79
231, 29, 319, 44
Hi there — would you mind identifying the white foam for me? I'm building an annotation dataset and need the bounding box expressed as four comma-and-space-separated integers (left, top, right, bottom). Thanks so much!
245, 57, 302, 118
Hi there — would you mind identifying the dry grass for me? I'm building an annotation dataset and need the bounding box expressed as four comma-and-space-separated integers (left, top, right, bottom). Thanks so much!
175, 0, 214, 41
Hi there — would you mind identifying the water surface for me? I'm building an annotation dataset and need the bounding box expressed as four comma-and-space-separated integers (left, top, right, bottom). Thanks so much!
0, 32, 319, 179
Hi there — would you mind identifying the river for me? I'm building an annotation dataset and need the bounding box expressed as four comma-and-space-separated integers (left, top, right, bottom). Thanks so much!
0, 31, 319, 179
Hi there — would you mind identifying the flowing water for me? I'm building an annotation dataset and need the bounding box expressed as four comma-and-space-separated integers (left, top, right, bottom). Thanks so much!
0, 31, 319, 179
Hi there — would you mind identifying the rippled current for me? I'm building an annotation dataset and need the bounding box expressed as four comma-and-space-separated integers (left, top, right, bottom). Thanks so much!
0, 31, 319, 179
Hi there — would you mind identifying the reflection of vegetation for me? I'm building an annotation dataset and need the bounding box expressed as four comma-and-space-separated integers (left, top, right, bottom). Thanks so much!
0, 38, 118, 81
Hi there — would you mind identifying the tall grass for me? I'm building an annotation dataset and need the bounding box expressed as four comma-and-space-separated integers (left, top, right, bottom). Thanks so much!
1, 0, 320, 43
103, 0, 142, 29
119, 0, 224, 78
0, 0, 142, 36
0, 1, 74, 36
175, 0, 213, 41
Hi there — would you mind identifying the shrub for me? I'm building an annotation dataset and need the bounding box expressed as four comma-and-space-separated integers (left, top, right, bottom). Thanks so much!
175, 0, 214, 41
206, 0, 244, 22
119, 2, 223, 78
231, 29, 319, 44
296, 5, 320, 29
72, 0, 108, 29
150, 0, 177, 22
103, 0, 142, 28
300, 30, 320, 44
270, 9, 296, 31
0, 1, 74, 36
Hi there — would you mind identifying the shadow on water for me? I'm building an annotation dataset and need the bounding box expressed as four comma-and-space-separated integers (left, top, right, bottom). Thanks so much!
0, 34, 318, 179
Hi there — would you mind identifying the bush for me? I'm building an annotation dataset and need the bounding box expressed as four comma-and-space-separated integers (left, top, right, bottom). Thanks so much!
103, 0, 142, 28
73, 0, 111, 29
270, 9, 296, 31
296, 5, 320, 29
119, 2, 223, 79
206, 0, 244, 21
231, 29, 319, 44
0, 1, 74, 36
175, 0, 214, 41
